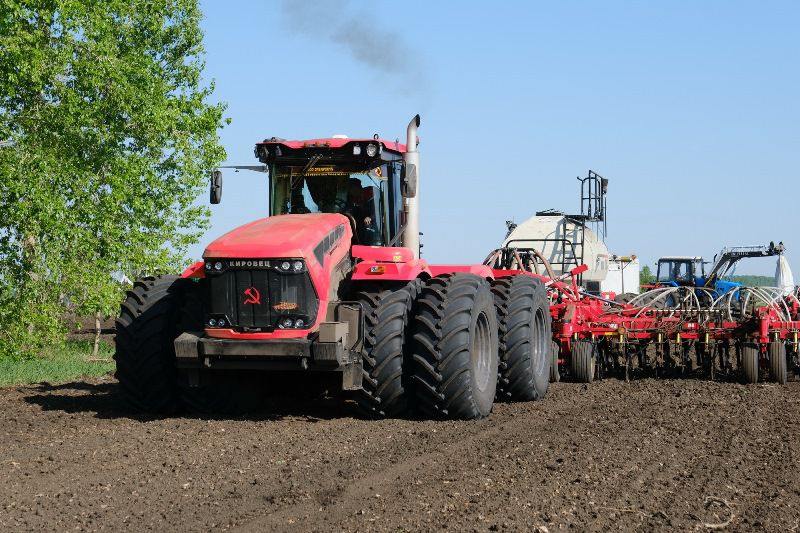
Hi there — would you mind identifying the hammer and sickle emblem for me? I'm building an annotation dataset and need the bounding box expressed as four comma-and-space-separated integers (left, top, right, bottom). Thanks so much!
243, 287, 261, 305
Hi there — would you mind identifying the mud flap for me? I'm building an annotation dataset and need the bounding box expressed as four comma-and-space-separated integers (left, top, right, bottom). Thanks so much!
341, 362, 363, 391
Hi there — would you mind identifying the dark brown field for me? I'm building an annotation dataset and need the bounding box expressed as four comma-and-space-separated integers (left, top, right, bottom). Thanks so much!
1, 376, 799, 531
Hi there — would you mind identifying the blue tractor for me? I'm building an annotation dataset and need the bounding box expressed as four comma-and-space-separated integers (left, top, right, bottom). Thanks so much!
655, 242, 785, 304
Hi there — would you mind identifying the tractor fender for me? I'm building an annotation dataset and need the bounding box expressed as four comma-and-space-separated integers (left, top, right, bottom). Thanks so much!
181, 261, 205, 279
351, 258, 431, 281
427, 264, 495, 279
351, 245, 431, 281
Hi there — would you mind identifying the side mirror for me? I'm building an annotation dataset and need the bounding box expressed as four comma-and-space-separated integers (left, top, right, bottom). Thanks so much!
210, 169, 222, 204
403, 164, 417, 198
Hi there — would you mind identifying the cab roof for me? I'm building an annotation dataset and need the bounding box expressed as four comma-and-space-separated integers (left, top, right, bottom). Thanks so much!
255, 137, 407, 155
658, 256, 703, 261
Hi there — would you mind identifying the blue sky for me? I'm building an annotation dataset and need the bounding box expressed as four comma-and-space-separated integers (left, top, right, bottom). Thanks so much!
195, 1, 799, 276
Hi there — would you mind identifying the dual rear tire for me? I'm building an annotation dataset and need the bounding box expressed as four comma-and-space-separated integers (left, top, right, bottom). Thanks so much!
408, 273, 499, 419
491, 276, 552, 401
364, 273, 555, 420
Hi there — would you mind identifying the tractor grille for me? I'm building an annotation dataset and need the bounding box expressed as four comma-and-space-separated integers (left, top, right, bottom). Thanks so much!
205, 261, 318, 331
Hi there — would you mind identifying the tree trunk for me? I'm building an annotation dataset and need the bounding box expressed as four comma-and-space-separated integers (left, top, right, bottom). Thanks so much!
92, 311, 102, 358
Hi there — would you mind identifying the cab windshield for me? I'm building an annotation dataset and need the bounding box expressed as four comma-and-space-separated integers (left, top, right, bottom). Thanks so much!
270, 162, 401, 246
657, 259, 700, 283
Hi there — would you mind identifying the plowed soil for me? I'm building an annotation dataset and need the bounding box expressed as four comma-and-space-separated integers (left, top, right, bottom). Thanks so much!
1, 377, 799, 531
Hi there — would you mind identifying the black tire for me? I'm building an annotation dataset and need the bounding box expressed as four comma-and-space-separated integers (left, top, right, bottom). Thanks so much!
550, 340, 561, 383
408, 273, 499, 419
571, 340, 596, 383
114, 275, 189, 413
353, 280, 420, 418
491, 275, 551, 401
741, 342, 759, 384
769, 341, 787, 385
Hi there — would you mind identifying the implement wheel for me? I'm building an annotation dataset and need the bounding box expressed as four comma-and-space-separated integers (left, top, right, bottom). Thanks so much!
353, 281, 419, 418
741, 342, 760, 384
614, 292, 637, 305
769, 341, 788, 385
409, 273, 499, 419
491, 275, 552, 401
571, 340, 596, 383
114, 275, 189, 413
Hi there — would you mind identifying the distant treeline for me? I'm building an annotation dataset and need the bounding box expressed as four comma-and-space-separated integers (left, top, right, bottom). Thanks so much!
723, 275, 775, 287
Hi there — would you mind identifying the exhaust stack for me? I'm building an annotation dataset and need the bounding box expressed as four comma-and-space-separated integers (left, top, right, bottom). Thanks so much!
403, 114, 421, 258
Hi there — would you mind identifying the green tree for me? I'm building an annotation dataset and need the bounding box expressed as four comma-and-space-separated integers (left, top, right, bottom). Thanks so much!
0, 0, 227, 358
640, 265, 655, 286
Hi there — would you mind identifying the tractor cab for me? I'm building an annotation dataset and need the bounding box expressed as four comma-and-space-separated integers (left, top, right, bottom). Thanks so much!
256, 137, 413, 248
656, 256, 705, 287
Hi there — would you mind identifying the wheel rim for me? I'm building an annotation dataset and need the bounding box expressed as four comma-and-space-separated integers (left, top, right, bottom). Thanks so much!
531, 308, 548, 376
472, 311, 493, 392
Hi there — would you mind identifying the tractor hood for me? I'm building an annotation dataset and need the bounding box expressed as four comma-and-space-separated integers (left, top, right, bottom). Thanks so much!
203, 213, 351, 261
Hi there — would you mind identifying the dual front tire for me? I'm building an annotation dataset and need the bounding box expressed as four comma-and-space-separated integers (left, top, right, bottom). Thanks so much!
353, 281, 420, 418
115, 275, 261, 414
114, 275, 186, 413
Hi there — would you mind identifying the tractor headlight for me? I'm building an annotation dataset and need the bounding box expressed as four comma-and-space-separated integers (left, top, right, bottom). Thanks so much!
292, 260, 304, 272
214, 261, 223, 271
280, 261, 291, 271
352, 144, 362, 155
208, 318, 218, 327
366, 143, 378, 157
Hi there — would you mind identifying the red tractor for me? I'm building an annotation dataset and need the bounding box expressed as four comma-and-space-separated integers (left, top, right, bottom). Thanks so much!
114, 116, 552, 419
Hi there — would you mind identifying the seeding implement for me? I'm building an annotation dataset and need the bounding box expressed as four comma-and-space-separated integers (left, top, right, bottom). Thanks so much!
489, 175, 797, 385
486, 244, 800, 385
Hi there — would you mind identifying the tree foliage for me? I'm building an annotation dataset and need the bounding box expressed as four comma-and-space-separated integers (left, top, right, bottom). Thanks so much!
0, 0, 226, 357
639, 265, 655, 286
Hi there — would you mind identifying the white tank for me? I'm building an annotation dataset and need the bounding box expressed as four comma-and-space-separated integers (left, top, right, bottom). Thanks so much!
503, 214, 609, 282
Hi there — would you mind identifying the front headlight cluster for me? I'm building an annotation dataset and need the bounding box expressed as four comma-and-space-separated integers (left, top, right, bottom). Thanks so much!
279, 260, 305, 272
278, 317, 307, 329
206, 316, 308, 329
353, 143, 381, 157
203, 259, 305, 273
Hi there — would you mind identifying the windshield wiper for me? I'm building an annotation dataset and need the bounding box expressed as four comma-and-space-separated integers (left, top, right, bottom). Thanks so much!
290, 154, 323, 189
301, 154, 323, 176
